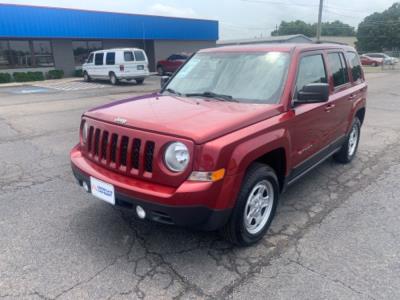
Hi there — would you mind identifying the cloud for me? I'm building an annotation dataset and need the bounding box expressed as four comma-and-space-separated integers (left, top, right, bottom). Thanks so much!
148, 3, 197, 18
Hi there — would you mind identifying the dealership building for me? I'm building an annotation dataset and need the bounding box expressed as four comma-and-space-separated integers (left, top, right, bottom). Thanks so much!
0, 4, 218, 75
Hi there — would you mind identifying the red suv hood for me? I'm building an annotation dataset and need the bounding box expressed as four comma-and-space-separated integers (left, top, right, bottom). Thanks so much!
84, 94, 283, 144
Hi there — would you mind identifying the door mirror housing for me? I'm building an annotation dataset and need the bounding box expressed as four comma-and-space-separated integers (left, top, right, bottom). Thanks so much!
295, 83, 329, 104
160, 75, 171, 88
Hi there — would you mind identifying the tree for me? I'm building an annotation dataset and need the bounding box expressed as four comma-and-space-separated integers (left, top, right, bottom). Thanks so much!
271, 20, 355, 37
357, 3, 400, 52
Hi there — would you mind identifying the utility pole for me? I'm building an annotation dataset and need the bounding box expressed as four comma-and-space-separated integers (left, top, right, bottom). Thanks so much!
316, 0, 323, 43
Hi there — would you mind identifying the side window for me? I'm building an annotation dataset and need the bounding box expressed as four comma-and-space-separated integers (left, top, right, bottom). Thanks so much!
328, 52, 349, 87
167, 55, 175, 61
295, 54, 327, 96
87, 53, 94, 64
347, 52, 363, 83
106, 52, 115, 65
134, 50, 146, 62
124, 51, 134, 62
94, 53, 104, 66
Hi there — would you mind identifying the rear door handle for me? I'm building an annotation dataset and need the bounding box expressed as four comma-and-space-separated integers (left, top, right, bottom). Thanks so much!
349, 93, 357, 100
325, 104, 336, 112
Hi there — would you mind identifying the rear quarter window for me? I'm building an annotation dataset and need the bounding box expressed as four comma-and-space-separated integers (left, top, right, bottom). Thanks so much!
134, 50, 146, 61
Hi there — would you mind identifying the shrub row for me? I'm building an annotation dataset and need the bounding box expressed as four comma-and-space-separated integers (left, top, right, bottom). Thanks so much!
0, 69, 64, 83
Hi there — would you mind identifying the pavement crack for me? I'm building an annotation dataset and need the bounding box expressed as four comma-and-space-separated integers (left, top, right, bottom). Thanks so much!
289, 259, 377, 300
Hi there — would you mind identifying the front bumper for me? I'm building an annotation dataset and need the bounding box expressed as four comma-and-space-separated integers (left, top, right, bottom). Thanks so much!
71, 146, 233, 231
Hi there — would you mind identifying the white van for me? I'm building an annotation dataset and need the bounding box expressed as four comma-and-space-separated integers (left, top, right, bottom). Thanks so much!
82, 48, 150, 85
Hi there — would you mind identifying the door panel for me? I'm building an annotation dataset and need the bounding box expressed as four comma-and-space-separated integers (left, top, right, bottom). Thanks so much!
290, 52, 331, 168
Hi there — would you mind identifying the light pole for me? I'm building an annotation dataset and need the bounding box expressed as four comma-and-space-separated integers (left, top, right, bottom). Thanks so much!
316, 0, 323, 43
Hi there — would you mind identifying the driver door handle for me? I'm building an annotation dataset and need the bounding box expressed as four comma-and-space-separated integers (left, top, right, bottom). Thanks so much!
325, 103, 336, 112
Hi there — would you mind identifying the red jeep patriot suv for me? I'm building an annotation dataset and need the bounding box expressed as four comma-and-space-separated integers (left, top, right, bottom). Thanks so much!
71, 44, 367, 246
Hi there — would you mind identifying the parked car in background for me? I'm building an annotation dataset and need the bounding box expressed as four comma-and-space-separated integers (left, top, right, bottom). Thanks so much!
363, 53, 398, 65
360, 54, 383, 67
83, 48, 149, 85
71, 44, 367, 246
157, 54, 189, 75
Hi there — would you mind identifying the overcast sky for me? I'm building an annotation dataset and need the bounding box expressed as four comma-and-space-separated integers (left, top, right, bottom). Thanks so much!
0, 0, 397, 39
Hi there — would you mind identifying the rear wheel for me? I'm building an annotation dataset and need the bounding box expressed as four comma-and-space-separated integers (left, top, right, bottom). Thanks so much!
135, 78, 145, 85
334, 117, 361, 164
83, 71, 91, 82
109, 72, 118, 85
221, 163, 279, 246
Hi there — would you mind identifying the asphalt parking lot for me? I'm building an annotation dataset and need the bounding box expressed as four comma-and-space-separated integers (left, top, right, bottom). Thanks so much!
1, 72, 400, 299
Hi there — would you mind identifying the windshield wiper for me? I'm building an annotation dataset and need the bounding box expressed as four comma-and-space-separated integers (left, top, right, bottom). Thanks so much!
164, 88, 183, 96
185, 91, 238, 102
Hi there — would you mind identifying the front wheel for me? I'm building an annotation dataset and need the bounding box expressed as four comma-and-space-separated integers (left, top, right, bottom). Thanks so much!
109, 73, 118, 85
135, 78, 145, 85
221, 163, 279, 246
83, 71, 91, 82
334, 117, 361, 163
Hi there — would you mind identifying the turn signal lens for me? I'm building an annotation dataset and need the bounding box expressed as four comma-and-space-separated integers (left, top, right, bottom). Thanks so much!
188, 169, 226, 182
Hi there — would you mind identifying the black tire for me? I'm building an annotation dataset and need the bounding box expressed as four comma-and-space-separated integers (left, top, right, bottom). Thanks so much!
157, 66, 164, 76
83, 71, 91, 82
372, 62, 378, 67
333, 117, 361, 164
220, 163, 279, 246
135, 78, 145, 85
109, 72, 118, 85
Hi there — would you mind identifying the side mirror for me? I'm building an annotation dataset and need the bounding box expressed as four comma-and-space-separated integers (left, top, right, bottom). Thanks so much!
296, 83, 329, 104
160, 75, 170, 88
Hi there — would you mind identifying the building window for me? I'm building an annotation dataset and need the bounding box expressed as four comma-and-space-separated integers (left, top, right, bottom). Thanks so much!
0, 41, 10, 68
0, 40, 54, 69
33, 40, 54, 67
8, 40, 32, 68
72, 41, 103, 65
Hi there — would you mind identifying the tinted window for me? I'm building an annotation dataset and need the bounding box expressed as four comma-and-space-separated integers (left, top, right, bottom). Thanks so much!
32, 40, 54, 67
134, 50, 146, 61
72, 40, 102, 65
87, 53, 94, 63
328, 52, 349, 87
95, 53, 104, 65
167, 55, 175, 60
295, 54, 327, 95
124, 51, 134, 61
106, 52, 115, 65
0, 41, 10, 68
347, 52, 363, 82
8, 40, 32, 67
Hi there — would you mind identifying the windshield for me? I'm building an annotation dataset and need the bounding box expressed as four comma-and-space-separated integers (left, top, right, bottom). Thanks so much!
164, 51, 290, 104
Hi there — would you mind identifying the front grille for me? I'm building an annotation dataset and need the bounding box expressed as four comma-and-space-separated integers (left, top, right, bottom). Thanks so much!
86, 125, 155, 175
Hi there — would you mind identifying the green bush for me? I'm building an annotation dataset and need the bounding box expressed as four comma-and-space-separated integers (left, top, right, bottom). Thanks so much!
47, 69, 64, 79
13, 71, 44, 82
0, 73, 12, 84
74, 69, 83, 77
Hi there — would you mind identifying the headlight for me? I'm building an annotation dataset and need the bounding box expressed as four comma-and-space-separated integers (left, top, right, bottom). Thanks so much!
164, 142, 190, 172
81, 121, 88, 144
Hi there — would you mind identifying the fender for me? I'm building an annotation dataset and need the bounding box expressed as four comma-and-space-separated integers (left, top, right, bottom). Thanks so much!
213, 126, 291, 209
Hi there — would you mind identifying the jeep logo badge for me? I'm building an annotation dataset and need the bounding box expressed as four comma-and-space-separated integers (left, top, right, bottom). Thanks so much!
114, 117, 127, 125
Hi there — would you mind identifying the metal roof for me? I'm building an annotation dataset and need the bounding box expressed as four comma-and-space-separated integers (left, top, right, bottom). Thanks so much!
0, 4, 219, 41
